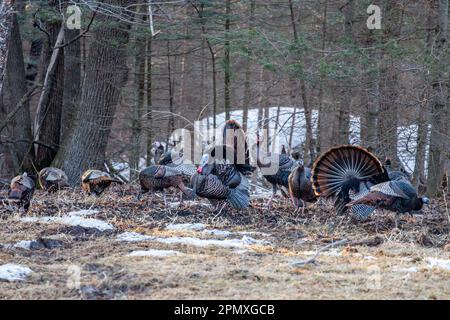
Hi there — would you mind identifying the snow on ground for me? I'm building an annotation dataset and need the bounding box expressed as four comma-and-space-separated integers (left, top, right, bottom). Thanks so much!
166, 223, 206, 231
127, 249, 182, 257
117, 230, 270, 249
116, 232, 154, 242
426, 258, 450, 271
20, 210, 114, 232
0, 264, 33, 282
202, 229, 232, 237
393, 266, 419, 273
153, 235, 270, 249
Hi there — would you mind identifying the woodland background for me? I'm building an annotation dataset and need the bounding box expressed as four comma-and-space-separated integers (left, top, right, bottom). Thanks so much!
0, 0, 449, 197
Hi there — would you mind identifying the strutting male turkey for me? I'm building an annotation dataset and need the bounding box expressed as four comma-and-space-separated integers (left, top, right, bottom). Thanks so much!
191, 120, 253, 212
139, 165, 194, 206
311, 145, 390, 219
312, 145, 429, 220
38, 167, 69, 192
157, 149, 197, 188
255, 134, 301, 207
288, 164, 317, 212
8, 173, 35, 211
81, 170, 123, 196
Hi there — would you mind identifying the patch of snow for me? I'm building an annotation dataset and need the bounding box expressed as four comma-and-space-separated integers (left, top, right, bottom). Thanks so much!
300, 249, 342, 257
13, 240, 34, 250
202, 229, 232, 237
116, 232, 154, 242
66, 210, 99, 217
364, 255, 377, 261
393, 266, 418, 273
166, 223, 206, 231
426, 258, 450, 271
154, 235, 269, 249
20, 215, 114, 232
127, 249, 182, 257
0, 264, 33, 281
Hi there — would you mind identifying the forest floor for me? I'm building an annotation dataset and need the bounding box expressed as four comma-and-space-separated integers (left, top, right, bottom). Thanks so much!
0, 185, 449, 300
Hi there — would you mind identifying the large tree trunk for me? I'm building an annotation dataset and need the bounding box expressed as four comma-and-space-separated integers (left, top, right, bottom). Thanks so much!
427, 0, 448, 197
0, 0, 15, 95
53, 0, 130, 184
0, 6, 34, 176
34, 4, 65, 170
61, 27, 81, 143
129, 8, 146, 180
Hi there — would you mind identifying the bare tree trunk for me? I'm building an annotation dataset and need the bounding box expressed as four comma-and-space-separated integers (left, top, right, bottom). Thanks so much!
413, 88, 430, 189
427, 0, 448, 197
242, 0, 255, 133
0, 6, 34, 176
208, 42, 217, 130
61, 27, 81, 143
337, 0, 354, 145
414, 7, 434, 188
53, 0, 130, 184
129, 8, 146, 180
316, 0, 328, 154
146, 33, 153, 166
0, 0, 15, 96
34, 8, 65, 170
288, 0, 313, 161
223, 0, 231, 121
167, 41, 175, 143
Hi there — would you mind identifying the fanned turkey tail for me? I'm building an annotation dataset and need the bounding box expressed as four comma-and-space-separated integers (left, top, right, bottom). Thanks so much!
227, 173, 250, 209
312, 145, 389, 214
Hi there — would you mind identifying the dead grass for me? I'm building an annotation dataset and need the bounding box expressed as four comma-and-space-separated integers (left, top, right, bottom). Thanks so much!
0, 186, 449, 299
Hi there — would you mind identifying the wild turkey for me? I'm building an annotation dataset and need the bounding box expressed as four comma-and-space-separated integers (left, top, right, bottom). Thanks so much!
383, 158, 411, 182
81, 170, 123, 196
288, 164, 317, 211
157, 149, 197, 187
152, 141, 165, 164
139, 165, 194, 206
38, 167, 69, 192
255, 135, 300, 206
8, 173, 35, 211
347, 180, 430, 214
220, 119, 253, 173
191, 151, 251, 211
311, 145, 389, 219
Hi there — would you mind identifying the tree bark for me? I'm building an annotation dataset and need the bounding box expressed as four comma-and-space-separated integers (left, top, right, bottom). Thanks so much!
0, 6, 34, 176
53, 0, 130, 184
337, 0, 354, 145
427, 0, 448, 197
223, 0, 231, 121
129, 7, 146, 180
61, 27, 81, 143
34, 5, 65, 170
0, 0, 15, 96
